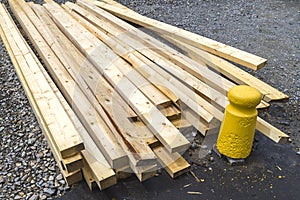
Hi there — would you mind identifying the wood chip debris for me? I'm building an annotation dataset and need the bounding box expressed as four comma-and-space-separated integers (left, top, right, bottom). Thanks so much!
187, 191, 203, 195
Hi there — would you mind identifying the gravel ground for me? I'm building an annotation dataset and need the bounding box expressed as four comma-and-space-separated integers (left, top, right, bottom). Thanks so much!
0, 1, 74, 199
0, 0, 299, 200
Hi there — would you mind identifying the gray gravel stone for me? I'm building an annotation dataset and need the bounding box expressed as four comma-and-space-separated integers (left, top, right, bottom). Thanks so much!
48, 175, 54, 181
44, 188, 56, 196
28, 194, 38, 200
40, 194, 47, 200
0, 176, 4, 184
56, 174, 63, 181
13, 195, 21, 200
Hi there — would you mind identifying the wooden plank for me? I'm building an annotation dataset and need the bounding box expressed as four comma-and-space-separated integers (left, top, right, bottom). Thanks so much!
44, 1, 190, 154
57, 81, 117, 189
36, 38, 84, 174
38, 35, 117, 190
25, 2, 128, 170
82, 161, 97, 191
26, 43, 85, 174
0, 17, 82, 185
61, 153, 83, 173
257, 100, 270, 110
164, 36, 288, 102
94, 0, 267, 70
1, 1, 123, 186
180, 106, 210, 136
61, 6, 172, 110
82, 150, 117, 190
132, 35, 271, 109
132, 121, 159, 148
129, 162, 158, 182
256, 118, 290, 144
3, 13, 85, 187
2, 1, 84, 159
171, 118, 193, 130
63, 2, 215, 125
130, 49, 230, 112
17, 1, 128, 169
153, 145, 190, 178
63, 8, 171, 108
131, 120, 190, 179
159, 104, 181, 121
62, 169, 82, 186
115, 166, 132, 180
116, 64, 173, 108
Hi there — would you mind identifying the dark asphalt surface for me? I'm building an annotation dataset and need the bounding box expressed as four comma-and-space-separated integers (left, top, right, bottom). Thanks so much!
58, 134, 299, 200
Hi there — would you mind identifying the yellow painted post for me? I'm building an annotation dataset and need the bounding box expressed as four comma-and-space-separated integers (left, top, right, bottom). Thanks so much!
216, 85, 262, 159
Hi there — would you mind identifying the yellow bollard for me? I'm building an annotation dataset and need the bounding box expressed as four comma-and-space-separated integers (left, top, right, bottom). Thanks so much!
216, 85, 262, 159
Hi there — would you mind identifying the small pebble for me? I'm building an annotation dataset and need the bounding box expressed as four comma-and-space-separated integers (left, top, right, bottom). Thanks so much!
44, 188, 56, 196
14, 195, 21, 200
40, 194, 47, 200
56, 174, 63, 181
190, 142, 198, 149
29, 194, 38, 200
48, 175, 54, 181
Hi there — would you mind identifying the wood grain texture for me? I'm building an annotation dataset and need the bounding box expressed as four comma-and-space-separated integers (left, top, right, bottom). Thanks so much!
4, 0, 84, 159
45, 1, 190, 153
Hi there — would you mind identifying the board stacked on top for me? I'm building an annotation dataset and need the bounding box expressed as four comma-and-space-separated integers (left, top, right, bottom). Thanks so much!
0, 0, 289, 191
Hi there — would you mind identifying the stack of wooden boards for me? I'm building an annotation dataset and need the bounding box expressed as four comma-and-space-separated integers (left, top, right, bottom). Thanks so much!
0, 0, 290, 191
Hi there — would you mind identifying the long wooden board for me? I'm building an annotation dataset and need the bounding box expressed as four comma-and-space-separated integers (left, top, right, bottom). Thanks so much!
2, 1, 84, 159
82, 161, 97, 190
82, 150, 116, 190
129, 162, 158, 182
153, 145, 190, 178
93, 0, 267, 70
164, 36, 288, 102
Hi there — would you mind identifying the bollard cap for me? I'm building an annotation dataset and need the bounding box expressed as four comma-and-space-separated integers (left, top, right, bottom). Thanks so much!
228, 85, 262, 108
